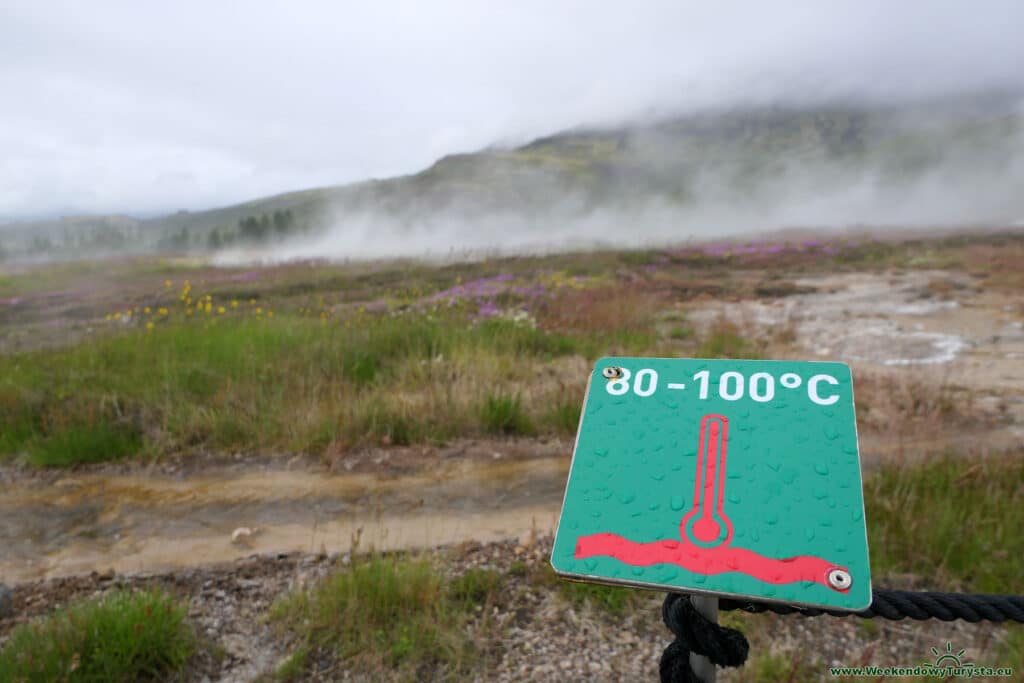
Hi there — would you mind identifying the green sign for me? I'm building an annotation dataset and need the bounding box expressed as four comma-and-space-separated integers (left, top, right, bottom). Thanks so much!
551, 357, 871, 610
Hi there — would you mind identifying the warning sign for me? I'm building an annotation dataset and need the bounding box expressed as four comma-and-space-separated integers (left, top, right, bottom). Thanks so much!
551, 358, 871, 611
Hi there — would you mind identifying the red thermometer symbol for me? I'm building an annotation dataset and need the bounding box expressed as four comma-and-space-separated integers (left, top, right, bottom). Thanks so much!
680, 414, 733, 547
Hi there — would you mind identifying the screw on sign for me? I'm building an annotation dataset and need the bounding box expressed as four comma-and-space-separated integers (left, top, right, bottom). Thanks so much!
551, 358, 872, 612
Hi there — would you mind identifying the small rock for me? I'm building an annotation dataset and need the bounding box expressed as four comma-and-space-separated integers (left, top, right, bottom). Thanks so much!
231, 527, 255, 546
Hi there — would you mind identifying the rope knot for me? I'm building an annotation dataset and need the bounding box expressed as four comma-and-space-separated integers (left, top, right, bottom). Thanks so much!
660, 593, 749, 682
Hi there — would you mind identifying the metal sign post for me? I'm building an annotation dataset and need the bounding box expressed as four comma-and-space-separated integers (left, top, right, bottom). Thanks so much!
689, 595, 718, 682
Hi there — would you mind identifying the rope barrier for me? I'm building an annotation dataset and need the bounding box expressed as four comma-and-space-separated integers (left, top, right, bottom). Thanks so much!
721, 590, 1024, 623
660, 589, 1024, 683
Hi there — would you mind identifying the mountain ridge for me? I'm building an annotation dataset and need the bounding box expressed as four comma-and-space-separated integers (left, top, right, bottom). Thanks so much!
2, 92, 1022, 261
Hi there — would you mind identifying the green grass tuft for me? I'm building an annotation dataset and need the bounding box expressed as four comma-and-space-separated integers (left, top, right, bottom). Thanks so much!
865, 452, 1024, 594
531, 564, 638, 616
26, 419, 142, 467
358, 401, 422, 446
542, 393, 583, 434
0, 311, 586, 465
479, 392, 534, 436
696, 319, 759, 359
270, 554, 495, 681
668, 325, 695, 341
737, 648, 820, 682
448, 568, 504, 609
555, 578, 637, 615
0, 588, 195, 683
998, 627, 1024, 676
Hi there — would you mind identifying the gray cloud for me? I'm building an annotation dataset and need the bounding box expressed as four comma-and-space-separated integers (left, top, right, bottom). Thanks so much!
2, 0, 1023, 218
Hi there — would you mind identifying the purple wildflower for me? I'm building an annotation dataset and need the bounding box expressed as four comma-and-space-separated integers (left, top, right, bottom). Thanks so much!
478, 301, 500, 317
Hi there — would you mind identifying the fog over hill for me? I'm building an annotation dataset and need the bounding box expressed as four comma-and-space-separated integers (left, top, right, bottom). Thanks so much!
2, 92, 1023, 264
5, 2, 1024, 263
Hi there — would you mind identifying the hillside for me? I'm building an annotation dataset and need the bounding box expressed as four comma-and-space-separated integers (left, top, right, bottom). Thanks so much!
2, 92, 1022, 262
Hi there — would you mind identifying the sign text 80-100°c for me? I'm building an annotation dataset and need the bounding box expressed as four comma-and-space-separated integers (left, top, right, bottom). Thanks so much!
604, 367, 841, 406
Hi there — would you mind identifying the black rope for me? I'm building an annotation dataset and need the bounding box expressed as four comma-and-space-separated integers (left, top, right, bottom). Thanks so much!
660, 589, 1024, 682
660, 593, 748, 683
720, 589, 1024, 623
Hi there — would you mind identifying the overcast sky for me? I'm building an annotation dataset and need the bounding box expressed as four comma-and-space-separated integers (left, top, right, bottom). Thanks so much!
2, 1, 1022, 219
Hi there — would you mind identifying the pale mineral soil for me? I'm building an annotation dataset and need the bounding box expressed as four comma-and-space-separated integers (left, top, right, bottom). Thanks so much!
2, 232, 1023, 681
690, 267, 1024, 457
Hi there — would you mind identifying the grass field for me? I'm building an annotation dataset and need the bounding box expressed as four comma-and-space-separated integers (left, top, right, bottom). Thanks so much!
0, 294, 659, 465
4, 230, 1021, 467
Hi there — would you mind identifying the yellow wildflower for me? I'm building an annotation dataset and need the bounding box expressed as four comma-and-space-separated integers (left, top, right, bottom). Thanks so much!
204, 302, 212, 313
267, 311, 274, 318
113, 312, 122, 320
164, 279, 172, 288
217, 306, 225, 314
146, 321, 155, 330
230, 300, 238, 308
256, 307, 263, 315
186, 309, 193, 316
144, 307, 151, 314
158, 307, 168, 316
249, 298, 256, 305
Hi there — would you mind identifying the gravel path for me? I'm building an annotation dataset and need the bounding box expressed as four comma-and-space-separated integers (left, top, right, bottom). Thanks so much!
1, 537, 1016, 681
